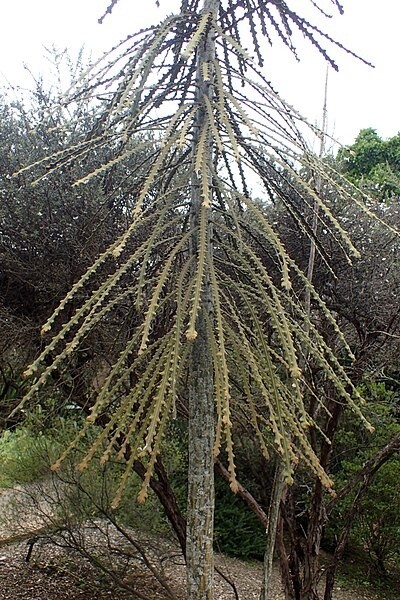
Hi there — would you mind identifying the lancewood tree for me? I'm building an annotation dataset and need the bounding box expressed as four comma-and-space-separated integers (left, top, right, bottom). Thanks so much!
13, 1, 397, 597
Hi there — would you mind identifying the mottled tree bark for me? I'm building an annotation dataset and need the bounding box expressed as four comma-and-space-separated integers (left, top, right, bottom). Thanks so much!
187, 306, 215, 599
186, 1, 220, 598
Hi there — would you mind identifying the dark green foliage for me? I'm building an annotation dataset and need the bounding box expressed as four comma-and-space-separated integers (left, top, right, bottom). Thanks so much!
338, 128, 400, 198
214, 478, 266, 560
327, 382, 400, 578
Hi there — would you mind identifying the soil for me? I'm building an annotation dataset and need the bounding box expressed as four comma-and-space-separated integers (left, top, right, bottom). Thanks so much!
0, 484, 392, 600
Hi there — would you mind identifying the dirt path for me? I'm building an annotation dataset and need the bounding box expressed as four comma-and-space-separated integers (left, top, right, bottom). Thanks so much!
0, 484, 391, 600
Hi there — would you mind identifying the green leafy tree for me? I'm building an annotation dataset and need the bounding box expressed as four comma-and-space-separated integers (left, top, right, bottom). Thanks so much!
338, 128, 400, 199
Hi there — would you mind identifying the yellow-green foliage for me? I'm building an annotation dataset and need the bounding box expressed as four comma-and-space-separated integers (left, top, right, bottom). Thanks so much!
14, 7, 398, 507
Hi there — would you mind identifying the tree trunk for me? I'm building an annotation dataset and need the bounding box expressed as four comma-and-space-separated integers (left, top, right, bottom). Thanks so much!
186, 2, 220, 598
277, 488, 303, 600
260, 460, 286, 600
276, 518, 294, 600
187, 307, 215, 599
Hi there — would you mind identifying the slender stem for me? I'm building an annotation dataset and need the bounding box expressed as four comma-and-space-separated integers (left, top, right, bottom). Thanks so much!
259, 460, 286, 600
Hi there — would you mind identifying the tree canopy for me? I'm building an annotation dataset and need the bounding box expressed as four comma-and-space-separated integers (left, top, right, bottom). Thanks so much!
339, 128, 400, 198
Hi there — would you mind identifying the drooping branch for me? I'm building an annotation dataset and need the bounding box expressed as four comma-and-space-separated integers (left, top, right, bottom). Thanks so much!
98, 0, 121, 24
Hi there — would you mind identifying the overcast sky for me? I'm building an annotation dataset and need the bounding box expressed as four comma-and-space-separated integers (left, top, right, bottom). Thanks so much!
0, 0, 398, 148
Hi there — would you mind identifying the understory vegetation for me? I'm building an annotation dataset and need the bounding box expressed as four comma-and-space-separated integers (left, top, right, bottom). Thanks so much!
1, 380, 399, 595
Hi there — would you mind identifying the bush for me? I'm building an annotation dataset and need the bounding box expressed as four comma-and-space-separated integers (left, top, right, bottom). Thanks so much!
0, 427, 55, 487
0, 412, 270, 560
0, 415, 172, 538
214, 478, 266, 560
327, 382, 400, 578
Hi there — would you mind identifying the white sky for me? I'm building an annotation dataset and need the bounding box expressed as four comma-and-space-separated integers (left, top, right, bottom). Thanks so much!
0, 0, 398, 147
